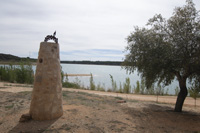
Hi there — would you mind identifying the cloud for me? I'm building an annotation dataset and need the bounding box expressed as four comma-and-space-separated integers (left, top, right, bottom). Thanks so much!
0, 0, 199, 60
60, 49, 124, 61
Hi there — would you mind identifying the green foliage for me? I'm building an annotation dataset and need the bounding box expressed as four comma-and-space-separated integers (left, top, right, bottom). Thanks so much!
0, 60, 34, 84
189, 87, 200, 107
118, 82, 123, 93
188, 81, 200, 107
123, 77, 131, 93
140, 79, 145, 94
109, 74, 117, 92
134, 81, 140, 94
123, 0, 200, 89
146, 85, 155, 95
61, 66, 81, 89
174, 86, 179, 96
188, 87, 199, 99
165, 88, 169, 95
96, 82, 105, 92
155, 84, 165, 96
90, 73, 96, 90
61, 66, 64, 83
62, 81, 80, 89
123, 0, 200, 111
15, 61, 34, 84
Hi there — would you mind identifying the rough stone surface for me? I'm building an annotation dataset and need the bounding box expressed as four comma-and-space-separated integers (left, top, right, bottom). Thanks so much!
29, 42, 63, 120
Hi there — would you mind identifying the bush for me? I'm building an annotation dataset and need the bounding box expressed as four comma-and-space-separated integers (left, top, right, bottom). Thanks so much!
15, 61, 34, 84
174, 86, 179, 96
96, 82, 105, 92
62, 81, 80, 88
90, 73, 96, 90
123, 77, 131, 93
109, 74, 117, 92
188, 81, 200, 107
0, 60, 34, 84
134, 81, 140, 94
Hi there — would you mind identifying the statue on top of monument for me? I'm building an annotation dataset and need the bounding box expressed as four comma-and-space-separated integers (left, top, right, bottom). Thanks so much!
44, 31, 58, 43
53, 31, 56, 37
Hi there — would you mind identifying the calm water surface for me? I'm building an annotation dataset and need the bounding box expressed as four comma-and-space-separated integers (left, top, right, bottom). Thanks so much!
61, 64, 179, 94
0, 63, 179, 94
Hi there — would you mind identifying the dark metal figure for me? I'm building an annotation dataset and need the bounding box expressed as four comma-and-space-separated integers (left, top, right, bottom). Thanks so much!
53, 31, 56, 37
44, 31, 58, 43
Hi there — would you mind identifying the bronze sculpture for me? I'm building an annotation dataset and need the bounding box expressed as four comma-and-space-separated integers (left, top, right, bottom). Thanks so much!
44, 31, 58, 43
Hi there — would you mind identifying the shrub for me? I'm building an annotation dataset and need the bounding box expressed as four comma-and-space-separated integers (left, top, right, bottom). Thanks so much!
62, 81, 80, 88
174, 86, 179, 96
123, 77, 131, 94
90, 73, 96, 90
96, 82, 105, 92
109, 74, 117, 92
140, 79, 145, 94
0, 60, 34, 84
188, 81, 200, 107
134, 81, 140, 94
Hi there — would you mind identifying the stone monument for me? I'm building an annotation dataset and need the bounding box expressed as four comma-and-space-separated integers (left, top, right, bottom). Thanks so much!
29, 32, 63, 120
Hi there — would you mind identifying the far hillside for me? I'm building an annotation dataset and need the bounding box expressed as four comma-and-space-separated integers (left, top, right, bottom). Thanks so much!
0, 53, 122, 66
0, 53, 36, 63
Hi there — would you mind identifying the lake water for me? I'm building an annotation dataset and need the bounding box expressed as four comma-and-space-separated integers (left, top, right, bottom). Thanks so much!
1, 63, 180, 95
60, 64, 179, 95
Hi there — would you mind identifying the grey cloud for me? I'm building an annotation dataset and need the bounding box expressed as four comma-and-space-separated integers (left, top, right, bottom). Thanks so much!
0, 0, 199, 60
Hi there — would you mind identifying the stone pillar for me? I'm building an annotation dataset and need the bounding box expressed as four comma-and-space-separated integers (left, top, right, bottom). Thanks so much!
29, 42, 63, 121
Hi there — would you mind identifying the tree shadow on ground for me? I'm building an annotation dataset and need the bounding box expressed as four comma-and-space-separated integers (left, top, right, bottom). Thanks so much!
124, 103, 200, 132
9, 119, 58, 133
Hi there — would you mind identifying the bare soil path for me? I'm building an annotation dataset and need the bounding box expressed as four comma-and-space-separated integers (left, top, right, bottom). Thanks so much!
1, 82, 199, 107
0, 82, 200, 133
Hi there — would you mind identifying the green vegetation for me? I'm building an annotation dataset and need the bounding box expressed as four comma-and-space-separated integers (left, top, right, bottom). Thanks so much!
0, 60, 34, 84
62, 81, 81, 89
60, 60, 122, 66
62, 76, 81, 89
0, 53, 36, 63
174, 86, 179, 96
5, 103, 14, 109
188, 81, 200, 107
61, 67, 81, 89
110, 74, 117, 92
96, 82, 105, 92
134, 81, 140, 94
123, 77, 131, 94
140, 79, 145, 94
0, 61, 172, 97
123, 0, 200, 112
90, 73, 96, 90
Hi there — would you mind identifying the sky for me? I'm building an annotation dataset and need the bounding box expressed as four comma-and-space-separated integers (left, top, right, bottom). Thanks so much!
0, 0, 200, 61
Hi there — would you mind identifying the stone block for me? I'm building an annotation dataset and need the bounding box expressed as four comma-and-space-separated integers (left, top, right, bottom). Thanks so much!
29, 42, 63, 121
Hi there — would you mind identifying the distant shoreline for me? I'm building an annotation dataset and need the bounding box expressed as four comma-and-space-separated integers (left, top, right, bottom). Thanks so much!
60, 61, 122, 66
0, 53, 123, 66
0, 61, 122, 66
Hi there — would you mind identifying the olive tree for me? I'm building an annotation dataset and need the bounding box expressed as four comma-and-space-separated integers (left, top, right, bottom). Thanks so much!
123, 0, 200, 112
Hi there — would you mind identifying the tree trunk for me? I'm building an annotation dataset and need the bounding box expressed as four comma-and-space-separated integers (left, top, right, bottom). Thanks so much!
174, 78, 188, 112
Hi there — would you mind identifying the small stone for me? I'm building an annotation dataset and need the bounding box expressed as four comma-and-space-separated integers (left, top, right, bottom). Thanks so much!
19, 113, 32, 122
117, 100, 126, 103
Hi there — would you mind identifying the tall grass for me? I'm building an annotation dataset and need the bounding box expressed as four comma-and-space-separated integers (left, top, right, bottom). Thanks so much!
134, 81, 140, 94
109, 74, 117, 92
188, 81, 200, 107
0, 60, 34, 84
90, 73, 96, 90
123, 77, 131, 93
61, 69, 172, 96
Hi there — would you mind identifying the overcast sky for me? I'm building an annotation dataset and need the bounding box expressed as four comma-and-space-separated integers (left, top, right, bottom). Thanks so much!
0, 0, 199, 61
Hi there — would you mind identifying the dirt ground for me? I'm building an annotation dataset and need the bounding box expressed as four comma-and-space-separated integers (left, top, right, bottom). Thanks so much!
0, 82, 200, 133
